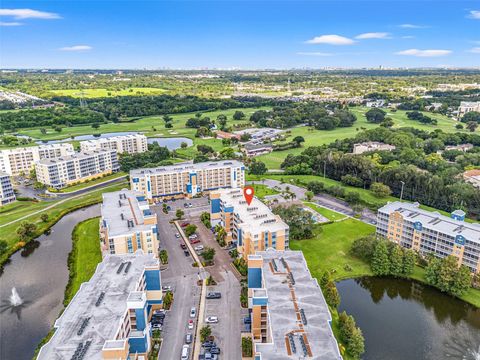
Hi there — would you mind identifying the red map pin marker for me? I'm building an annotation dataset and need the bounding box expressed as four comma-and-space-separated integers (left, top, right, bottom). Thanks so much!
243, 186, 254, 205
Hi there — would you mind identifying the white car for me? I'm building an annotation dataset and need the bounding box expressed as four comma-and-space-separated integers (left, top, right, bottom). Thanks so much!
205, 316, 218, 324
162, 285, 172, 292
194, 245, 204, 251
188, 319, 194, 329
190, 307, 196, 318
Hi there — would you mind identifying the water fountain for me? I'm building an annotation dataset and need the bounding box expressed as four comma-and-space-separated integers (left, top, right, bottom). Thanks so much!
10, 287, 23, 307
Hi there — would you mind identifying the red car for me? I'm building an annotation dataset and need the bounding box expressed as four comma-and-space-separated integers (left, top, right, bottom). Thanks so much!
189, 238, 200, 244
181, 222, 189, 227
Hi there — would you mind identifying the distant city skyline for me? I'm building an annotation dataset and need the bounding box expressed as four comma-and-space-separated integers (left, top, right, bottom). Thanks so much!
1, 1, 479, 69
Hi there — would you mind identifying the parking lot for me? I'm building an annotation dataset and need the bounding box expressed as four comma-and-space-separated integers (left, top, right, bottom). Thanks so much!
153, 198, 242, 360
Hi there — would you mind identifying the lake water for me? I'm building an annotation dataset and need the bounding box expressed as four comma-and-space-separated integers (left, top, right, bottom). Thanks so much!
147, 137, 193, 150
0, 205, 101, 360
337, 277, 480, 360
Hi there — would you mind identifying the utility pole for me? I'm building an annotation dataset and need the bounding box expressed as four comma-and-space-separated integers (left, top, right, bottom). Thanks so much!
400, 181, 405, 201
323, 161, 326, 178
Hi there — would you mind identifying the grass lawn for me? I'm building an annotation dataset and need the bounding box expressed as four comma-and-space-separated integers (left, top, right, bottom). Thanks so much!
303, 202, 347, 221
64, 217, 102, 304
250, 183, 279, 199
0, 180, 128, 265
47, 87, 167, 98
54, 172, 127, 193
290, 219, 376, 280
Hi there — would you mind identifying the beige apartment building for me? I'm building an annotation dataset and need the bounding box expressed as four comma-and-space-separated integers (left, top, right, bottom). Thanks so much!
130, 160, 245, 201
353, 141, 396, 155
210, 188, 289, 258
80, 134, 148, 154
100, 190, 159, 257
0, 143, 74, 176
35, 150, 119, 188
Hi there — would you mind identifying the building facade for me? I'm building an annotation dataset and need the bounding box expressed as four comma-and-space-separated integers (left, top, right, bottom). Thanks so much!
0, 172, 15, 206
210, 188, 289, 258
100, 190, 159, 257
130, 160, 245, 201
38, 253, 162, 360
35, 150, 119, 188
247, 251, 342, 360
80, 134, 148, 154
0, 143, 74, 176
458, 101, 480, 118
376, 201, 480, 273
353, 141, 396, 155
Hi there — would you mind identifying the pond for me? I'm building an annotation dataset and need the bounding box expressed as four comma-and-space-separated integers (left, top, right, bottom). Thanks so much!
0, 205, 101, 360
147, 136, 193, 150
337, 277, 480, 360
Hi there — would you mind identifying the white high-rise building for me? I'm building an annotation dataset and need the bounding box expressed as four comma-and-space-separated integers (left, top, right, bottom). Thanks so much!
0, 172, 15, 206
80, 134, 148, 154
0, 143, 74, 176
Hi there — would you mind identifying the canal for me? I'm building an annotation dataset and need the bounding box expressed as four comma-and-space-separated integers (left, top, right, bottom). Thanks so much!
0, 205, 100, 360
337, 277, 480, 360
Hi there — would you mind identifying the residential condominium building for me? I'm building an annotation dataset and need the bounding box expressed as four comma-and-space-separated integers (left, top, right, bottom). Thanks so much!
210, 188, 289, 258
458, 101, 480, 118
0, 143, 74, 176
100, 190, 159, 257
0, 172, 15, 206
353, 141, 396, 155
247, 251, 343, 360
130, 160, 245, 201
80, 134, 148, 154
35, 150, 119, 188
38, 253, 162, 360
376, 201, 480, 273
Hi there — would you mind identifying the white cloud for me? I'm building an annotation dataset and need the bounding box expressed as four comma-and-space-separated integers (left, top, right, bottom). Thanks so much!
468, 47, 480, 53
305, 34, 355, 45
0, 21, 23, 26
355, 32, 391, 39
399, 24, 428, 29
297, 52, 333, 56
467, 10, 480, 19
0, 8, 60, 19
395, 49, 452, 57
402, 35, 415, 39
59, 45, 92, 52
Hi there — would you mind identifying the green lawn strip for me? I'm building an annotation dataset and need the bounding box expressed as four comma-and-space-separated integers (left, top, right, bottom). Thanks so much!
0, 181, 127, 266
64, 217, 102, 304
53, 172, 127, 193
303, 202, 347, 221
0, 200, 52, 225
250, 183, 279, 199
48, 87, 167, 98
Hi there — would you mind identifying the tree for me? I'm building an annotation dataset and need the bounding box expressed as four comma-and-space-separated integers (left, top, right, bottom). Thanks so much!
40, 213, 49, 222
249, 160, 267, 175
0, 240, 8, 256
389, 245, 404, 277
40, 128, 47, 135
348, 328, 365, 359
272, 205, 315, 240
305, 191, 314, 201
365, 108, 386, 123
16, 222, 37, 241
175, 209, 184, 220
345, 191, 361, 204
162, 114, 173, 123
320, 270, 331, 289
233, 110, 245, 120
202, 247, 216, 262
429, 255, 472, 297
163, 291, 173, 309
92, 123, 100, 129
371, 240, 390, 276
200, 325, 212, 342
307, 181, 324, 194
461, 111, 480, 124
242, 337, 253, 357
180, 141, 188, 149
370, 182, 392, 198
200, 212, 211, 228
466, 121, 478, 132
324, 281, 341, 308
159, 249, 168, 264
185, 224, 197, 237
292, 136, 305, 145
165, 122, 173, 128
425, 256, 441, 287
402, 249, 416, 276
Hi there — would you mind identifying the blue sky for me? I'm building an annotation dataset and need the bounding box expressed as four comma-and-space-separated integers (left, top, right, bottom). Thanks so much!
1, 1, 479, 69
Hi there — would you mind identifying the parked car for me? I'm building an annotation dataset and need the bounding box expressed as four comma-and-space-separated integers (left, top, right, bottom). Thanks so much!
181, 344, 190, 360
194, 245, 204, 252
162, 285, 172, 291
210, 347, 220, 355
190, 238, 200, 244
206, 292, 221, 299
154, 309, 165, 315
188, 319, 194, 329
175, 233, 181, 238
190, 307, 196, 318
184, 250, 190, 256
243, 316, 251, 324
152, 323, 162, 330
180, 243, 187, 250
181, 222, 189, 227
183, 203, 189, 208
185, 333, 193, 344
188, 203, 193, 208
205, 316, 218, 324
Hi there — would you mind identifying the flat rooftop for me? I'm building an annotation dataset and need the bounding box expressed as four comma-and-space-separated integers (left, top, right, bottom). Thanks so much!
38, 253, 159, 360
379, 201, 480, 244
254, 250, 342, 360
82, 134, 145, 144
36, 149, 114, 165
130, 160, 244, 176
101, 189, 154, 237
216, 188, 288, 234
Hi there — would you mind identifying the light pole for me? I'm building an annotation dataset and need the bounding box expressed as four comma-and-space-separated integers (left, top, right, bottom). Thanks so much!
400, 181, 405, 201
